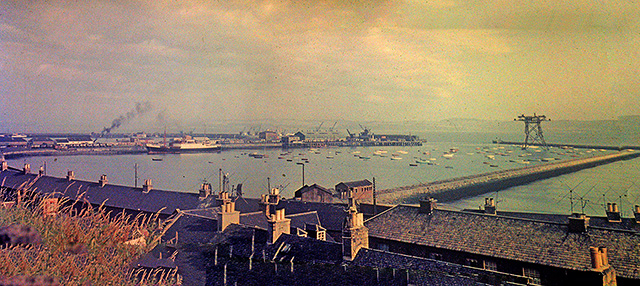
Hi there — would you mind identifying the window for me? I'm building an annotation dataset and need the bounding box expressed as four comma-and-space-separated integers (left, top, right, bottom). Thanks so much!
523, 268, 541, 285
378, 243, 389, 251
465, 258, 482, 268
484, 260, 498, 271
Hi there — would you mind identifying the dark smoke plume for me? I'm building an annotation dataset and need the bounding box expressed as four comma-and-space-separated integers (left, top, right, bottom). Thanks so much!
100, 102, 152, 136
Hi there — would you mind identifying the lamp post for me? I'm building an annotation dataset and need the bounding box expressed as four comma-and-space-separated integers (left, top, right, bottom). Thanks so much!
296, 162, 305, 187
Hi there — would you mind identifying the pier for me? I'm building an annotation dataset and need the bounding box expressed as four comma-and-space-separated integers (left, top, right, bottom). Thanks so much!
374, 150, 640, 204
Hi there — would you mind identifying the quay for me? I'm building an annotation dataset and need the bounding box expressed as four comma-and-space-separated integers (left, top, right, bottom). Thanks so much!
1, 146, 147, 159
374, 150, 640, 204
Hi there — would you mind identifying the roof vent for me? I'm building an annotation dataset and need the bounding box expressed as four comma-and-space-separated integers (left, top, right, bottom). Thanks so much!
143, 179, 152, 193
99, 174, 108, 187
568, 213, 589, 233
419, 198, 437, 215
605, 203, 621, 222
484, 198, 496, 215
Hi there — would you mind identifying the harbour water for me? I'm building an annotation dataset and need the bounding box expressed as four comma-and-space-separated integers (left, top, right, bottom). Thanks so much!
7, 131, 640, 217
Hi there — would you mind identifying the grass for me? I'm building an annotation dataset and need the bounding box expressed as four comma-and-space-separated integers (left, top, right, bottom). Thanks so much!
0, 189, 180, 285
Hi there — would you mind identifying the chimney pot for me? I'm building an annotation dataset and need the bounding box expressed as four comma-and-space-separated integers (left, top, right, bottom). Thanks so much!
600, 247, 608, 266
66, 170, 75, 181
23, 163, 31, 174
590, 246, 602, 269
606, 202, 622, 222
484, 197, 497, 215
1, 161, 7, 171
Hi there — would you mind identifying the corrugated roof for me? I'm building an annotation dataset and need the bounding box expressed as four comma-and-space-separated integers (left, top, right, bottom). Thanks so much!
365, 204, 640, 279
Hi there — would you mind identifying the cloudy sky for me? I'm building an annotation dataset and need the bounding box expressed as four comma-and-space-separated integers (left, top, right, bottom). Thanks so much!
1, 0, 639, 133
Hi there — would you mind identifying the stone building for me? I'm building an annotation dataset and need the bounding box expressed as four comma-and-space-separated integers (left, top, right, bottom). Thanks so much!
293, 184, 334, 203
335, 179, 373, 200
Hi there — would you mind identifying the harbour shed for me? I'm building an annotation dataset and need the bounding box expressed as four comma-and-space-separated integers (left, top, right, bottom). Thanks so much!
294, 184, 334, 203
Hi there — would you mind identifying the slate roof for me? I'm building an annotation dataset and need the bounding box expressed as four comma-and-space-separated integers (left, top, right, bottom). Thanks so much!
293, 184, 332, 197
0, 168, 202, 216
162, 210, 219, 244
133, 244, 178, 269
267, 233, 343, 264
239, 211, 322, 231
232, 197, 348, 232
353, 248, 530, 285
463, 209, 640, 232
365, 204, 640, 280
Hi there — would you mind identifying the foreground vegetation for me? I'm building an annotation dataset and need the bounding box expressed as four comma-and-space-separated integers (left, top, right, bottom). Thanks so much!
0, 193, 179, 285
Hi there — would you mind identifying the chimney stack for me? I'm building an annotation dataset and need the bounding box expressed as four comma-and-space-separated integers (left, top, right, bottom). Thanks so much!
143, 179, 152, 193
484, 198, 497, 215
42, 198, 59, 218
217, 201, 240, 232
260, 188, 281, 217
590, 246, 611, 269
1, 161, 7, 171
66, 170, 75, 181
343, 191, 369, 261
419, 198, 437, 215
268, 208, 290, 244
216, 191, 231, 206
568, 213, 590, 233
99, 174, 108, 187
200, 183, 212, 199
23, 163, 31, 174
606, 203, 622, 222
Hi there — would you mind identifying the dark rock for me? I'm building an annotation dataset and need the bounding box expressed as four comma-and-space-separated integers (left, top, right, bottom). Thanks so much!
0, 224, 42, 247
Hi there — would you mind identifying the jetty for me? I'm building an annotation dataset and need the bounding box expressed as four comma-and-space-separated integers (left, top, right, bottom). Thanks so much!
374, 150, 640, 204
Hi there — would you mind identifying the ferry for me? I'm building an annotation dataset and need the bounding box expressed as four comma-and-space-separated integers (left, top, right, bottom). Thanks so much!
146, 136, 220, 154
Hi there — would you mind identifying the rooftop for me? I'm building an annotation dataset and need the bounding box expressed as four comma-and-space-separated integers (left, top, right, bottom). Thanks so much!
0, 167, 202, 216
365, 204, 640, 279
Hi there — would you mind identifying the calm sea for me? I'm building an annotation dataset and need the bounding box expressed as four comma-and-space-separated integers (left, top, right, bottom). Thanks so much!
8, 131, 640, 217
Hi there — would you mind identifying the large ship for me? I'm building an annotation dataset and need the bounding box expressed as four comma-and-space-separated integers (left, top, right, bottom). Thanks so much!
146, 136, 221, 154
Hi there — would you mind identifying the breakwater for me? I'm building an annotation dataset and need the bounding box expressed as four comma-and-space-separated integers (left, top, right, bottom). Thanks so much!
374, 150, 640, 204
494, 140, 640, 151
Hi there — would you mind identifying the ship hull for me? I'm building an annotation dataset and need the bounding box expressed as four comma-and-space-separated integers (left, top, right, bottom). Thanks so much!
146, 144, 221, 154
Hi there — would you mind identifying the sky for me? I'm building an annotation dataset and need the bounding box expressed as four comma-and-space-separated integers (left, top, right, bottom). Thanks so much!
1, 0, 639, 133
